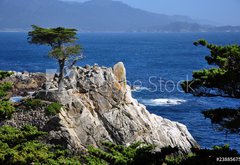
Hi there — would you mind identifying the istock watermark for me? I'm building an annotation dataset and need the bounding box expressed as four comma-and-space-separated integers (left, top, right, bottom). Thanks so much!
127, 75, 195, 93
45, 69, 195, 93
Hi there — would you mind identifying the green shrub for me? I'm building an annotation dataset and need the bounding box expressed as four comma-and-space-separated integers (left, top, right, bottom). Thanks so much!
87, 141, 178, 165
0, 101, 15, 119
0, 82, 13, 99
86, 141, 240, 165
0, 125, 81, 164
179, 145, 239, 165
0, 91, 5, 99
23, 98, 42, 109
46, 102, 62, 116
0, 71, 13, 80
0, 82, 13, 91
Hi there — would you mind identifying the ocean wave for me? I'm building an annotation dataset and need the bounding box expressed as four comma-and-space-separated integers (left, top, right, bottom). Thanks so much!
140, 98, 187, 106
131, 86, 151, 92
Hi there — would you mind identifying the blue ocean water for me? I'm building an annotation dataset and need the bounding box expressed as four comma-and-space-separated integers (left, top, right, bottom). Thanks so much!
0, 32, 240, 150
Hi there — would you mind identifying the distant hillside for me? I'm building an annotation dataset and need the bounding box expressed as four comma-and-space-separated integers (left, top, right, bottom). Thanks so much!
0, 0, 239, 32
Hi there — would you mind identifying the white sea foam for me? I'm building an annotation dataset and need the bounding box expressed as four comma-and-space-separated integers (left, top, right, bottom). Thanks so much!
140, 98, 187, 106
131, 86, 151, 92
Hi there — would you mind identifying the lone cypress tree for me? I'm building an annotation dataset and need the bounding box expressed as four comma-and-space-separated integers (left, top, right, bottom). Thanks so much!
28, 25, 82, 91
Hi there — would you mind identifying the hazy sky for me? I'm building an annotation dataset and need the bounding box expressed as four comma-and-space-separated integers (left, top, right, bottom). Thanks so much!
63, 0, 240, 26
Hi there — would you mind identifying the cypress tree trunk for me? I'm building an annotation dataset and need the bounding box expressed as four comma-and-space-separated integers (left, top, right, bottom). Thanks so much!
58, 59, 65, 91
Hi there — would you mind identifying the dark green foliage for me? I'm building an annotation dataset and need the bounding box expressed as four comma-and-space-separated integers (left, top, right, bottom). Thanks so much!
179, 145, 240, 165
0, 82, 13, 92
193, 39, 208, 46
0, 70, 13, 80
191, 68, 228, 89
0, 126, 239, 165
83, 155, 108, 165
86, 142, 240, 165
182, 40, 240, 97
202, 108, 240, 133
193, 40, 240, 70
0, 125, 81, 164
28, 25, 78, 48
0, 125, 46, 147
86, 141, 179, 165
0, 82, 13, 100
46, 102, 62, 116
23, 98, 43, 109
49, 44, 81, 60
0, 81, 14, 119
0, 101, 15, 119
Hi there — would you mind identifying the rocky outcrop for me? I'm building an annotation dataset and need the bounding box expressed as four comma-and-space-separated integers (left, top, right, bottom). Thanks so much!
2, 71, 46, 96
1, 102, 56, 130
36, 62, 199, 153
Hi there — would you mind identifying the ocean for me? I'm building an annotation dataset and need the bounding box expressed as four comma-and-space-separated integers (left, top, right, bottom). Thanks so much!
0, 32, 240, 151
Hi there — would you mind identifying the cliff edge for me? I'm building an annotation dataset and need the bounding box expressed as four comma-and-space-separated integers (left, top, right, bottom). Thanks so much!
35, 62, 198, 152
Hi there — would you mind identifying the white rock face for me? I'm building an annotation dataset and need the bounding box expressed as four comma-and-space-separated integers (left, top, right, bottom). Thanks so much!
37, 62, 199, 153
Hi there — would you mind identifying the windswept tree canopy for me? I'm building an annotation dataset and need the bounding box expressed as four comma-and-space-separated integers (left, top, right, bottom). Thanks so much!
182, 39, 240, 97
193, 39, 240, 72
28, 25, 78, 48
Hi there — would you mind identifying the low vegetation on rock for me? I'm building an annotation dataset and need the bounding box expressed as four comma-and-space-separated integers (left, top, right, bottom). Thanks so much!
46, 102, 62, 116
0, 101, 15, 119
0, 125, 238, 165
0, 82, 13, 100
23, 98, 43, 109
86, 142, 240, 165
0, 73, 15, 120
0, 70, 13, 80
178, 144, 239, 165
86, 141, 179, 165
0, 125, 81, 165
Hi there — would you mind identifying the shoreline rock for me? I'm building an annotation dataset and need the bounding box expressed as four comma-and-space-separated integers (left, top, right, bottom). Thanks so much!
1, 71, 46, 96
2, 62, 199, 153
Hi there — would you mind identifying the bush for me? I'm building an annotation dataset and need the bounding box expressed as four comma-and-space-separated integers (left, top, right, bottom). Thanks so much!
0, 101, 15, 119
87, 141, 178, 165
0, 70, 13, 80
0, 125, 81, 165
0, 82, 13, 99
23, 98, 42, 109
46, 102, 62, 116
86, 142, 240, 165
179, 145, 239, 165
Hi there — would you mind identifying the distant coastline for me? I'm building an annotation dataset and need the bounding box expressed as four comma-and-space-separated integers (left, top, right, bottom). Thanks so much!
1, 27, 240, 33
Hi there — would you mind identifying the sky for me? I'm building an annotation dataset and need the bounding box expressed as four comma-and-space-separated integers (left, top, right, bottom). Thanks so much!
63, 0, 240, 26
